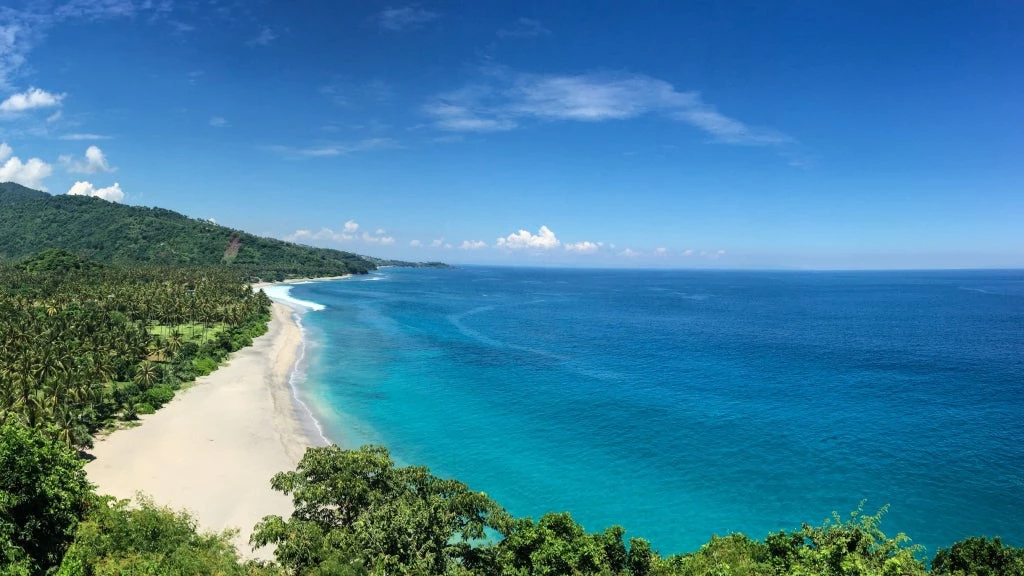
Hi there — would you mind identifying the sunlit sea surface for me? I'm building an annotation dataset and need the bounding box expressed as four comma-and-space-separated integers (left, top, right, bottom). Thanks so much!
284, 267, 1024, 556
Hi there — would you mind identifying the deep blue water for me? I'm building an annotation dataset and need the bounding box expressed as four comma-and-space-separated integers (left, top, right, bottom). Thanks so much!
287, 267, 1024, 557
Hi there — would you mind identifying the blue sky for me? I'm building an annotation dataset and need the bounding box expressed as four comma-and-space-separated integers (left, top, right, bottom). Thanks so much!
0, 0, 1021, 268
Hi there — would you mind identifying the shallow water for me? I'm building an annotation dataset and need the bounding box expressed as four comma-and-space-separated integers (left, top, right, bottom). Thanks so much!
290, 267, 1024, 556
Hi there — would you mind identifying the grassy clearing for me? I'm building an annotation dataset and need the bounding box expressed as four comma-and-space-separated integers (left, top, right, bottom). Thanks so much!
148, 322, 228, 344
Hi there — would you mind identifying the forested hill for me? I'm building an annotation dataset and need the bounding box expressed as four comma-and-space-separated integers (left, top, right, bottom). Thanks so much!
0, 182, 439, 279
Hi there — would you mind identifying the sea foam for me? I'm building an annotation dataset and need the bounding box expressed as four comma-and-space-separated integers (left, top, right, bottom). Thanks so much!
262, 285, 326, 311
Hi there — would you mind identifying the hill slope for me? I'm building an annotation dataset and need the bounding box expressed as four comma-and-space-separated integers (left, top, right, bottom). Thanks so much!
0, 182, 385, 279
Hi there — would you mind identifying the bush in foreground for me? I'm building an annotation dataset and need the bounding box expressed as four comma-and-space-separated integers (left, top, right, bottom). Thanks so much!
0, 423, 91, 576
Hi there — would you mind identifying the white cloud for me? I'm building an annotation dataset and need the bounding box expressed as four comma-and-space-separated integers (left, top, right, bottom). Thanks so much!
497, 18, 550, 39
424, 68, 789, 145
54, 0, 136, 20
423, 101, 517, 133
565, 241, 599, 254
655, 247, 667, 254
290, 227, 354, 242
209, 116, 228, 127
58, 133, 111, 140
246, 26, 276, 47
444, 243, 452, 249
0, 142, 52, 190
0, 87, 64, 112
430, 238, 444, 248
0, 2, 174, 89
377, 6, 437, 31
460, 240, 487, 250
288, 222, 395, 245
496, 225, 560, 250
267, 138, 398, 157
682, 249, 694, 256
67, 180, 124, 202
409, 239, 422, 247
620, 248, 640, 257
61, 145, 114, 173
361, 230, 395, 244
46, 110, 61, 122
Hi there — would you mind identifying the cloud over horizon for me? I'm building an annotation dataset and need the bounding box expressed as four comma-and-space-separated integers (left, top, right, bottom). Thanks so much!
496, 225, 560, 250
288, 220, 393, 245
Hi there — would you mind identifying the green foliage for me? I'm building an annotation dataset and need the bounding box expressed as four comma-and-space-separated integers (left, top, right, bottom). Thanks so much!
763, 504, 927, 576
14, 249, 105, 274
144, 386, 175, 408
931, 537, 1024, 576
57, 496, 277, 576
251, 444, 510, 575
192, 356, 220, 376
658, 534, 773, 576
0, 256, 273, 446
0, 182, 377, 279
0, 423, 91, 576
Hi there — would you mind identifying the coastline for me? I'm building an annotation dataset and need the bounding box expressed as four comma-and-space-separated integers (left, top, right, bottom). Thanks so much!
85, 300, 314, 560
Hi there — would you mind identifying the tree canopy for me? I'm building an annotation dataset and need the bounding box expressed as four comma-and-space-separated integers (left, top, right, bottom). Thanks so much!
0, 182, 379, 279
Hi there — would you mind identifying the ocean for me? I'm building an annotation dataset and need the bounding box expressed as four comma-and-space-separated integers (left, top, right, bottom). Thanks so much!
278, 267, 1024, 557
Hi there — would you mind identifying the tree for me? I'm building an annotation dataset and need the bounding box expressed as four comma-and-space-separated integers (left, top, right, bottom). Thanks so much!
932, 537, 1024, 576
0, 423, 91, 575
57, 496, 276, 576
251, 444, 509, 575
763, 504, 927, 576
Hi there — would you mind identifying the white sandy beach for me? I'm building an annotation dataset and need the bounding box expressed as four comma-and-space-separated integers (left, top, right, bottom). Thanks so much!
86, 301, 314, 560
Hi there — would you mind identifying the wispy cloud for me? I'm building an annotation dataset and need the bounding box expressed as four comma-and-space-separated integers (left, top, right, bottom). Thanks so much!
460, 240, 487, 250
377, 6, 437, 31
246, 26, 276, 47
266, 138, 399, 158
1, 1, 170, 88
0, 87, 65, 112
497, 18, 550, 39
424, 67, 790, 145
209, 116, 228, 128
58, 133, 111, 140
54, 0, 136, 20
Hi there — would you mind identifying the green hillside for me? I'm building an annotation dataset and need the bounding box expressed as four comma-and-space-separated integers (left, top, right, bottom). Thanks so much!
0, 182, 390, 279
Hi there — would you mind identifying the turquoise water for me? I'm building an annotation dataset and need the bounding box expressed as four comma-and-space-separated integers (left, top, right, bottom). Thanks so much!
287, 267, 1024, 557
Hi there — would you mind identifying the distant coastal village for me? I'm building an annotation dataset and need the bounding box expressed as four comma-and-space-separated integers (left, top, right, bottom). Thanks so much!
2, 182, 1021, 575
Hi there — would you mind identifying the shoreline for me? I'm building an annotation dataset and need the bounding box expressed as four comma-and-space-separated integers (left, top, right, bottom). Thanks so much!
85, 300, 314, 560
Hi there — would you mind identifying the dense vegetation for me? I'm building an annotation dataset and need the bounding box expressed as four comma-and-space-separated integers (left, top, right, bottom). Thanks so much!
0, 249, 272, 447
0, 182, 384, 279
0, 249, 1019, 575
3, 428, 1021, 576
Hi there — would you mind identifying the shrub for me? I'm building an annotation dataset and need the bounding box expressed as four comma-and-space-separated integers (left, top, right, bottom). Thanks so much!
0, 423, 92, 575
192, 356, 218, 376
145, 386, 175, 407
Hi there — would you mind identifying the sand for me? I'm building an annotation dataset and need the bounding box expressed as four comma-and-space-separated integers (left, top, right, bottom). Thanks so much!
86, 302, 314, 560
